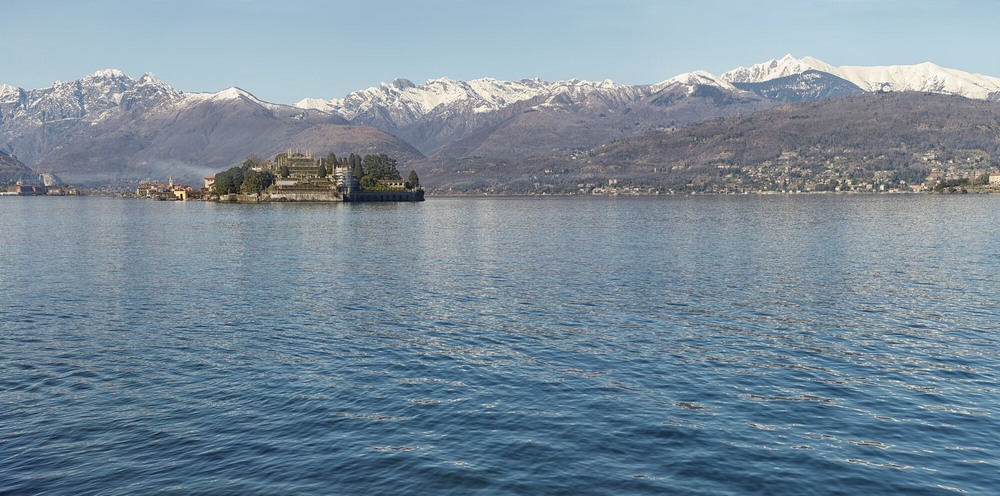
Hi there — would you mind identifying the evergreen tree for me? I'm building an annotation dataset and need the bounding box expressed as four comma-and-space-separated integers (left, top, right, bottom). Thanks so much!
318, 163, 327, 178
360, 175, 377, 190
384, 154, 400, 180
213, 166, 245, 195
361, 153, 401, 180
279, 165, 290, 178
407, 170, 419, 189
241, 169, 275, 195
326, 152, 337, 169
362, 154, 376, 178
242, 155, 262, 171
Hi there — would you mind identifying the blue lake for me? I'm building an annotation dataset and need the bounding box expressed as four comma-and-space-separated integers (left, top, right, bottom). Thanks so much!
1, 195, 998, 494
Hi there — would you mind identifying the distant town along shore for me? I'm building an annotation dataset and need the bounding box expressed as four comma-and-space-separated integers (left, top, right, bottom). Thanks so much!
201, 151, 423, 203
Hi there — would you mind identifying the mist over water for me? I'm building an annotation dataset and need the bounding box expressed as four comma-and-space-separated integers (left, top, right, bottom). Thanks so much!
1, 195, 997, 494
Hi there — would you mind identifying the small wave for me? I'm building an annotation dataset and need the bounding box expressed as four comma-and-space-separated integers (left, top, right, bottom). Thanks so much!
370, 446, 422, 453
848, 440, 890, 450
331, 412, 409, 422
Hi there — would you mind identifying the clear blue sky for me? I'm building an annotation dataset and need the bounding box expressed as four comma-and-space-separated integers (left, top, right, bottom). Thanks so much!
3, 0, 998, 104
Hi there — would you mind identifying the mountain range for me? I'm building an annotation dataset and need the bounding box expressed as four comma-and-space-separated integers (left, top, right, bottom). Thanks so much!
2, 55, 999, 190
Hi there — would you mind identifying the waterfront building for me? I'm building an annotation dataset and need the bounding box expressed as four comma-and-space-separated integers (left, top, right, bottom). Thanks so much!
377, 179, 406, 190
335, 168, 358, 196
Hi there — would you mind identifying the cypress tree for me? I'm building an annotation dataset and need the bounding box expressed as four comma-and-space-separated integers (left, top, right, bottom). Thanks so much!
326, 152, 337, 174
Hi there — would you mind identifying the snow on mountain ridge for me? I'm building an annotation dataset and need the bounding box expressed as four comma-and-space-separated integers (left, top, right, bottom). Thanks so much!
1, 70, 291, 121
14, 70, 138, 125
833, 61, 1000, 97
294, 76, 631, 122
654, 70, 739, 92
0, 70, 283, 132
294, 97, 338, 112
723, 55, 1000, 99
721, 54, 837, 83
84, 68, 128, 80
0, 83, 21, 103
186, 86, 256, 101
301, 77, 477, 121
137, 72, 167, 86
293, 70, 749, 125
180, 86, 296, 114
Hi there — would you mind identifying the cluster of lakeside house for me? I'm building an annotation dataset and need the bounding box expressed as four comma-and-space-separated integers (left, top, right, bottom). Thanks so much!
0, 172, 79, 196
133, 178, 196, 201
927, 170, 1000, 186
122, 151, 1000, 200
1, 182, 80, 197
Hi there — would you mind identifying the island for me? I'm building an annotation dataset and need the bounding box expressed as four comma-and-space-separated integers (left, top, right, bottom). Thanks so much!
207, 151, 423, 202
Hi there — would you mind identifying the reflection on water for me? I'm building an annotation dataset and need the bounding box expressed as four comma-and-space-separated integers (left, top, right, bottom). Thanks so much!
1, 195, 998, 495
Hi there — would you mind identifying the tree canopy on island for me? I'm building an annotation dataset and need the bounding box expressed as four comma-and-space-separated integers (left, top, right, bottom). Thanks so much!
213, 157, 274, 196
212, 151, 421, 195
357, 153, 409, 191
241, 169, 274, 194
361, 153, 401, 181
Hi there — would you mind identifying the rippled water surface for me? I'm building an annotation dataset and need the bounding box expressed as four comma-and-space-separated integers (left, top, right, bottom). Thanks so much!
1, 195, 998, 494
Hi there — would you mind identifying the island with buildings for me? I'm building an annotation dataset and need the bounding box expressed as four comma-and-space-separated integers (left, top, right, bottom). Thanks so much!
204, 151, 423, 203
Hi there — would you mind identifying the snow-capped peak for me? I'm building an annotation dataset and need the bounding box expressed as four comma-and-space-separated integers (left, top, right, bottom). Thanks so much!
723, 55, 1000, 99
390, 77, 416, 90
294, 75, 635, 123
186, 86, 259, 102
84, 68, 129, 80
295, 97, 340, 112
654, 70, 737, 91
833, 61, 1000, 97
0, 83, 20, 102
297, 76, 558, 121
138, 72, 164, 85
721, 54, 837, 83
214, 86, 253, 100
179, 86, 289, 112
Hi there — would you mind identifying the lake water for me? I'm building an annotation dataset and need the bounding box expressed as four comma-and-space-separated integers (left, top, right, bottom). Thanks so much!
1, 195, 997, 495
